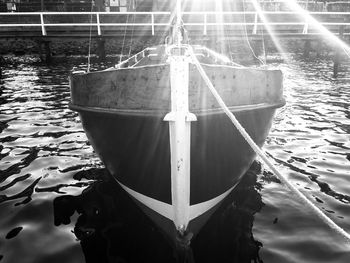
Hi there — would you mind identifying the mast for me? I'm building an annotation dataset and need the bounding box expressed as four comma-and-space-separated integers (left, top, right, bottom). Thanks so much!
174, 0, 183, 46
176, 0, 182, 27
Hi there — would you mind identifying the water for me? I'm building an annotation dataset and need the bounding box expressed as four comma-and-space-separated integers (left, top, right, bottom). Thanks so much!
0, 55, 349, 263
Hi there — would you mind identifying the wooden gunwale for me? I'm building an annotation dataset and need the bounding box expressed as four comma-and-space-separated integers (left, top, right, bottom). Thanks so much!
69, 100, 285, 117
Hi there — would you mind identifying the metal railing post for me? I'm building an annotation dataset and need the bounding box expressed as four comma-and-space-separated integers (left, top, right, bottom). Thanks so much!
40, 13, 46, 36
2, 11, 350, 39
97, 12, 101, 35
252, 12, 258, 35
151, 13, 155, 35
302, 18, 309, 34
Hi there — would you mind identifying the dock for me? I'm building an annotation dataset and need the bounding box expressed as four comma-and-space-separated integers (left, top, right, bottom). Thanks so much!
0, 11, 349, 40
1, 1, 350, 76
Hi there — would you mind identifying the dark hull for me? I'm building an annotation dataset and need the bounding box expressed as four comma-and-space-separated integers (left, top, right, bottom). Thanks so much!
77, 106, 276, 206
131, 188, 224, 245
69, 45, 284, 243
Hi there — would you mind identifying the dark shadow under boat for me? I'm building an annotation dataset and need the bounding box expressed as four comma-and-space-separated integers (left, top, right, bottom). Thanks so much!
53, 161, 265, 263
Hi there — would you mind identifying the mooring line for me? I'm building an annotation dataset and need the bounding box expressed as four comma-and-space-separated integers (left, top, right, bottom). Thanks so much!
242, 0, 265, 65
86, 0, 94, 72
188, 47, 350, 244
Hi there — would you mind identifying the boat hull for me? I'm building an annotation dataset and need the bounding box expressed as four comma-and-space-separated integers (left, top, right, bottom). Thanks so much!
75, 105, 276, 207
69, 46, 284, 241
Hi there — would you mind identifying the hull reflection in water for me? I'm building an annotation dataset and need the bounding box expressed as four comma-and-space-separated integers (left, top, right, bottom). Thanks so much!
69, 44, 284, 244
54, 162, 264, 262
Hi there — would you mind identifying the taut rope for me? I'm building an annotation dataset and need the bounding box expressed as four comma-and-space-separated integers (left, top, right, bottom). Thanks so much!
242, 0, 266, 65
188, 46, 350, 244
87, 0, 94, 72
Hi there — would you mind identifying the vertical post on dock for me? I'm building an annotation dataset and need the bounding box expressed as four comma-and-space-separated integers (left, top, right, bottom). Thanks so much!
333, 24, 344, 78
40, 13, 46, 36
303, 39, 311, 58
37, 40, 43, 61
44, 40, 52, 63
333, 55, 340, 78
96, 13, 101, 36
252, 12, 258, 35
38, 40, 52, 63
97, 37, 106, 61
151, 13, 155, 35
0, 56, 3, 79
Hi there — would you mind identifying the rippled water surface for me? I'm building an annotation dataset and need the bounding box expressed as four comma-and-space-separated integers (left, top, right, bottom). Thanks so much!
0, 55, 349, 263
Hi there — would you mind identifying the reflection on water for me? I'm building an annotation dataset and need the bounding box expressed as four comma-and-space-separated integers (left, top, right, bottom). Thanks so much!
0, 55, 350, 263
52, 163, 263, 263
256, 56, 350, 263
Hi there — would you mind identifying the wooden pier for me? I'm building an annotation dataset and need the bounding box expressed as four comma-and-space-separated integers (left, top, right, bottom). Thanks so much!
0, 11, 349, 40
1, 9, 349, 75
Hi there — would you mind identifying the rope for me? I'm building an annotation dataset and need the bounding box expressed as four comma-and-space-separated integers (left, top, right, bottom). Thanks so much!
87, 0, 94, 72
261, 28, 267, 64
260, 1, 267, 64
188, 47, 350, 244
242, 0, 265, 65
120, 3, 131, 63
128, 9, 136, 57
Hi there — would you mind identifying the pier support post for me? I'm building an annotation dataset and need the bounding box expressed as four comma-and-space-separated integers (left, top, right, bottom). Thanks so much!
97, 37, 106, 61
44, 40, 52, 63
262, 35, 267, 63
333, 50, 340, 78
333, 24, 344, 78
316, 40, 322, 58
38, 40, 52, 63
37, 40, 43, 61
303, 40, 311, 58
0, 56, 3, 79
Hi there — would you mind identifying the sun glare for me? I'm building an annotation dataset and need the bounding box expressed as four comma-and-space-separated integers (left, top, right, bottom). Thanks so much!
250, 0, 288, 61
286, 0, 350, 59
169, 0, 350, 62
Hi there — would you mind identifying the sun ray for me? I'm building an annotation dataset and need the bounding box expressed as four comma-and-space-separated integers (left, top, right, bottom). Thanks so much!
250, 0, 288, 61
286, 0, 350, 59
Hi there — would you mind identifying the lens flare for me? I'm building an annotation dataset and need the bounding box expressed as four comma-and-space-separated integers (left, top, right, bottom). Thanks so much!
250, 0, 288, 61
286, 0, 350, 58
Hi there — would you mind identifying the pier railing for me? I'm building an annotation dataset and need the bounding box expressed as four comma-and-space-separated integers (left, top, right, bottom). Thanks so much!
0, 11, 349, 38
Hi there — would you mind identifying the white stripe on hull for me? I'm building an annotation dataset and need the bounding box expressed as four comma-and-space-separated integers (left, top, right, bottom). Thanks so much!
116, 179, 174, 220
189, 184, 237, 220
115, 178, 235, 225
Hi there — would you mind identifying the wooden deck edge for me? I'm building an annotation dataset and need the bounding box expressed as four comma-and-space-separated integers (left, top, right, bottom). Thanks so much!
69, 99, 286, 116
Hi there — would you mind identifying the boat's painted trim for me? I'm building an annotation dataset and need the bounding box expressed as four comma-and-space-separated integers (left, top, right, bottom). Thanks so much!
189, 183, 236, 220
115, 178, 174, 220
69, 100, 285, 117
198, 61, 282, 72
72, 62, 169, 76
114, 177, 236, 225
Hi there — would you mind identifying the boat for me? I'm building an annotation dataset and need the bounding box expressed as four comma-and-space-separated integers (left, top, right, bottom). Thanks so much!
69, 0, 284, 249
